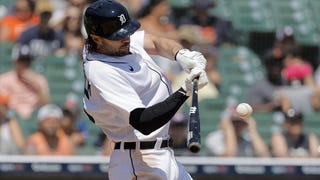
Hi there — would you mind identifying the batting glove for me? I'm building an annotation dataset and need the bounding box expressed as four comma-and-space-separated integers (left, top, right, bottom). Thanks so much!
182, 67, 208, 96
175, 49, 207, 73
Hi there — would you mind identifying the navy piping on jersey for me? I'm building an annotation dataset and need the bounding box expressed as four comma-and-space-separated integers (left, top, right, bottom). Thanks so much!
145, 64, 171, 96
129, 150, 138, 180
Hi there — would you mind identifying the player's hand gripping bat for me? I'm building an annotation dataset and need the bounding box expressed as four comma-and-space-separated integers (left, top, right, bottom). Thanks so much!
187, 78, 201, 153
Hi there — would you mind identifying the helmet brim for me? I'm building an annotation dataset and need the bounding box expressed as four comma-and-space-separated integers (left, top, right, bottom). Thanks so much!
106, 19, 141, 41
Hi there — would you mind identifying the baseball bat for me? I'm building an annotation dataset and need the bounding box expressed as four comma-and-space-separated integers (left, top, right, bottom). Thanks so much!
187, 78, 201, 153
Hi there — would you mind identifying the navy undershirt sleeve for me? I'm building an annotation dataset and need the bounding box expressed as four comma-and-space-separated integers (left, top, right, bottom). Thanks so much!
129, 88, 188, 135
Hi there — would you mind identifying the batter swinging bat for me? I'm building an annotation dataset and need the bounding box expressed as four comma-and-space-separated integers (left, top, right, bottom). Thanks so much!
187, 78, 201, 153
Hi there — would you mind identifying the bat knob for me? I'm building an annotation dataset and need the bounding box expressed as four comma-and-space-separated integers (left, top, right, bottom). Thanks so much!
188, 142, 201, 153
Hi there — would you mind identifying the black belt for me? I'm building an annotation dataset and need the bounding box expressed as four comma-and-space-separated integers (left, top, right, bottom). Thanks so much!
114, 139, 173, 150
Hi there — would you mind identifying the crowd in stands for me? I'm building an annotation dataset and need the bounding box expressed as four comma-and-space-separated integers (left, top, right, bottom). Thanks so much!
0, 0, 319, 158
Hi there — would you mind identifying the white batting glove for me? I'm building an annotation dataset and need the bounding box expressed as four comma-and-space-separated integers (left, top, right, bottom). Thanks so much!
182, 67, 208, 96
175, 49, 207, 73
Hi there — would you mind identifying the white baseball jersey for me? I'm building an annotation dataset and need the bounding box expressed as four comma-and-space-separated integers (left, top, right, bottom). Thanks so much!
82, 31, 172, 142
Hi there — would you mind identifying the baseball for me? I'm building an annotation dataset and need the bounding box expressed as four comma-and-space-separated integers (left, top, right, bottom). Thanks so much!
236, 103, 253, 119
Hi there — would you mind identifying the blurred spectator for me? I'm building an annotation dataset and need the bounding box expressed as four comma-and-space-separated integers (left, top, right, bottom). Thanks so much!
68, 0, 89, 10
136, 0, 182, 83
314, 64, 320, 87
247, 49, 291, 112
116, 0, 144, 18
179, 0, 233, 47
45, 0, 68, 27
0, 4, 8, 20
272, 26, 317, 88
137, 0, 180, 41
61, 100, 88, 147
94, 132, 114, 156
270, 108, 319, 158
277, 81, 320, 115
0, 93, 25, 155
177, 24, 217, 49
274, 26, 298, 56
59, 5, 85, 56
25, 104, 75, 155
17, 0, 65, 59
205, 107, 270, 157
281, 46, 317, 88
202, 48, 221, 89
101, 135, 114, 156
276, 46, 320, 115
169, 111, 188, 150
0, 0, 39, 42
0, 44, 51, 120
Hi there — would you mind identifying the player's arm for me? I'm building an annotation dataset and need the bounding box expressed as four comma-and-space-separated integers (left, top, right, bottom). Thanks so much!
143, 33, 206, 73
143, 33, 183, 60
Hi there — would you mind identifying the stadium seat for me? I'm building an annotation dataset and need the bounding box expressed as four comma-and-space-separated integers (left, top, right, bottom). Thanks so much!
252, 112, 275, 144
304, 112, 320, 137
230, 0, 275, 32
209, 0, 232, 20
0, 42, 14, 73
40, 55, 84, 106
169, 0, 192, 8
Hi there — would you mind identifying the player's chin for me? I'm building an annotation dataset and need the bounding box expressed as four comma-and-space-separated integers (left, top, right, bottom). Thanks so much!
117, 46, 130, 56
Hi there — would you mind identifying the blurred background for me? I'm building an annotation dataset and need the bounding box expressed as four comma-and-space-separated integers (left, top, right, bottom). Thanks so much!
1, 0, 320, 179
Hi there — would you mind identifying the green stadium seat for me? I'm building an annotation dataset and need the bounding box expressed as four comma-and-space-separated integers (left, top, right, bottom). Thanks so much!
304, 112, 320, 136
39, 55, 84, 106
252, 112, 275, 144
230, 0, 275, 32
169, 0, 192, 8
209, 0, 232, 20
0, 42, 14, 73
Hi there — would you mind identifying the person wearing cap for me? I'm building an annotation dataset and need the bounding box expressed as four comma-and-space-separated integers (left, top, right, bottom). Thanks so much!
0, 93, 26, 155
60, 101, 88, 147
205, 107, 270, 157
25, 104, 75, 155
82, 0, 208, 179
17, 0, 65, 58
270, 108, 319, 158
0, 44, 51, 120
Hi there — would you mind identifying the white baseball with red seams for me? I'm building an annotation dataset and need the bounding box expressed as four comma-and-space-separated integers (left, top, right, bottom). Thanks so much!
236, 103, 253, 119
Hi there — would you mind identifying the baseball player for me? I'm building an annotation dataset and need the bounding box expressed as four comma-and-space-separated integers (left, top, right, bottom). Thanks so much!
82, 0, 208, 179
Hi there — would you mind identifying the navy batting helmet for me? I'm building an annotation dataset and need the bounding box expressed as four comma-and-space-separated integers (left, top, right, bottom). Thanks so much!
84, 0, 140, 40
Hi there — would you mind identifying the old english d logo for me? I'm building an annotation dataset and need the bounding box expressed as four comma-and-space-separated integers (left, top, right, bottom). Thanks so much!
118, 14, 126, 25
